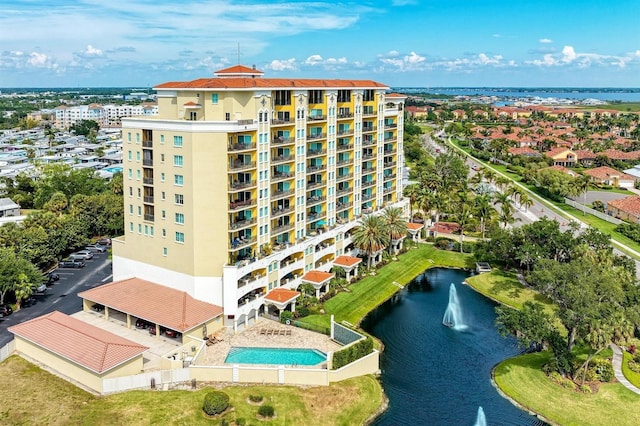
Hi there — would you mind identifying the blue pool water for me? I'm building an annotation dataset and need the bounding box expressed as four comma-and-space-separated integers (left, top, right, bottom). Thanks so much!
225, 347, 326, 366
103, 166, 123, 173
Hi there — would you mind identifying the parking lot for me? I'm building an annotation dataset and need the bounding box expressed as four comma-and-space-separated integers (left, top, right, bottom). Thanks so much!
0, 250, 113, 347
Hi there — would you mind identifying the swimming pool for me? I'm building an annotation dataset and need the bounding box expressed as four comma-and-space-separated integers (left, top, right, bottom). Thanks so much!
225, 347, 326, 366
103, 166, 123, 173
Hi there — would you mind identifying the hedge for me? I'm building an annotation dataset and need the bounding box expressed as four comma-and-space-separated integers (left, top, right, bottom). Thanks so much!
331, 337, 374, 369
202, 391, 230, 416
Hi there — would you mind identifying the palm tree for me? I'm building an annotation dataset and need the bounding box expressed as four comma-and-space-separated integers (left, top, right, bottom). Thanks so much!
403, 184, 421, 222
382, 207, 407, 254
519, 193, 533, 212
352, 215, 390, 268
493, 192, 518, 228
474, 194, 494, 240
573, 175, 591, 215
453, 203, 475, 252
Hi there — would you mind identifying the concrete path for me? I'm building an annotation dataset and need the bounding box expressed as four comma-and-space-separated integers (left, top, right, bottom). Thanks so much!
610, 344, 640, 395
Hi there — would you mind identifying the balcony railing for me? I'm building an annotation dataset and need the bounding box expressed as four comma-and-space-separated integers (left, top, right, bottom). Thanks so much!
337, 143, 353, 151
336, 158, 351, 166
306, 149, 327, 157
337, 113, 354, 119
229, 180, 256, 190
362, 193, 374, 201
272, 172, 294, 182
143, 196, 154, 203
271, 118, 292, 125
337, 173, 353, 181
143, 214, 155, 222
229, 161, 256, 171
271, 155, 294, 164
383, 161, 397, 168
272, 223, 294, 234
361, 180, 376, 188
362, 153, 375, 160
362, 139, 376, 146
384, 173, 397, 180
383, 186, 395, 194
272, 206, 294, 218
362, 166, 375, 174
142, 159, 153, 166
229, 237, 256, 250
228, 143, 256, 152
384, 123, 398, 129
272, 188, 295, 199
383, 136, 397, 143
142, 140, 153, 148
307, 211, 326, 221
306, 195, 326, 205
337, 129, 353, 136
336, 201, 353, 211
229, 217, 256, 230
307, 181, 324, 189
308, 115, 326, 121
229, 199, 256, 211
337, 187, 351, 195
362, 126, 377, 133
272, 137, 294, 145
306, 164, 326, 173
143, 177, 154, 185
383, 149, 395, 155
307, 133, 327, 141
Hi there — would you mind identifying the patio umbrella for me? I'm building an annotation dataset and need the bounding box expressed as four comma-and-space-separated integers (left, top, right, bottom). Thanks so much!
317, 220, 327, 226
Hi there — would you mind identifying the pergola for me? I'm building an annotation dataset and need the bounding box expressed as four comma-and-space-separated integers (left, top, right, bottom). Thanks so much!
301, 270, 335, 298
407, 222, 424, 241
332, 255, 362, 281
264, 288, 300, 314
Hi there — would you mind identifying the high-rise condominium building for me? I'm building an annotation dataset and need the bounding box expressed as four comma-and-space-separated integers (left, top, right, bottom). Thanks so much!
114, 65, 407, 331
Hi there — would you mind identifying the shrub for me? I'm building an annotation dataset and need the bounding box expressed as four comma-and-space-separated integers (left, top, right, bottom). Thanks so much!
203, 391, 230, 416
258, 404, 275, 418
296, 306, 310, 317
628, 344, 637, 354
593, 359, 615, 382
249, 394, 263, 403
331, 337, 374, 369
579, 384, 592, 394
547, 371, 563, 383
561, 379, 577, 390
235, 418, 246, 426
280, 311, 293, 324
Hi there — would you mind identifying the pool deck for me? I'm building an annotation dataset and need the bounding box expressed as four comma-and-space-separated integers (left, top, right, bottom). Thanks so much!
195, 318, 341, 368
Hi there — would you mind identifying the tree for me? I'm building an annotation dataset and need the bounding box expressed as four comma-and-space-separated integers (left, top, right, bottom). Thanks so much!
0, 248, 42, 305
352, 215, 390, 268
43, 191, 68, 215
70, 119, 99, 136
473, 194, 495, 240
453, 202, 475, 252
403, 183, 421, 222
573, 175, 591, 215
382, 207, 407, 254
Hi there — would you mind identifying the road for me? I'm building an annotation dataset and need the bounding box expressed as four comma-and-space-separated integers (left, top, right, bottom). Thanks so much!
0, 252, 113, 347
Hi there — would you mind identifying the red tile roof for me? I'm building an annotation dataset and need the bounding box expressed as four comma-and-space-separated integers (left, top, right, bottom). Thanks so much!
407, 222, 424, 231
301, 270, 334, 284
582, 166, 635, 182
215, 64, 264, 75
9, 311, 147, 374
183, 101, 200, 106
333, 255, 362, 267
574, 149, 596, 160
508, 147, 539, 156
385, 93, 407, 99
608, 196, 640, 217
544, 147, 575, 158
264, 288, 300, 304
155, 78, 388, 90
78, 278, 222, 332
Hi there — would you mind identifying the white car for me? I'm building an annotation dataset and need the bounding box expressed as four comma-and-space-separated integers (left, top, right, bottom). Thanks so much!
85, 244, 107, 253
70, 250, 94, 260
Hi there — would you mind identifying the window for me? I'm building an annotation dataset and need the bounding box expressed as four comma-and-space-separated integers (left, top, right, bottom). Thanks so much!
161, 191, 165, 200
363, 89, 374, 102
162, 229, 166, 237
161, 210, 166, 219
174, 174, 184, 186
163, 247, 167, 256
308, 90, 323, 104
136, 133, 140, 143
127, 132, 132, 142
173, 155, 183, 166
175, 213, 184, 224
129, 187, 133, 196
136, 170, 141, 180
175, 232, 185, 243
175, 194, 184, 205
137, 206, 141, 216
173, 136, 183, 147
127, 151, 132, 161
138, 224, 142, 233
225, 113, 230, 121
337, 90, 351, 103
160, 153, 165, 162
127, 169, 132, 178
211, 93, 219, 104
274, 90, 291, 106
129, 222, 134, 232
129, 205, 133, 214
161, 172, 165, 182
160, 134, 165, 143
136, 151, 140, 162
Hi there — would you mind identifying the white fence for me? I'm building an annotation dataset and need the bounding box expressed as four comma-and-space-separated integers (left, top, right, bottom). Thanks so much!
564, 198, 622, 225
102, 367, 191, 394
0, 339, 15, 363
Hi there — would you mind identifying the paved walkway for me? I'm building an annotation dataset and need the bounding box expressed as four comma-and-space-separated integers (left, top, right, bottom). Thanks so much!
610, 344, 640, 395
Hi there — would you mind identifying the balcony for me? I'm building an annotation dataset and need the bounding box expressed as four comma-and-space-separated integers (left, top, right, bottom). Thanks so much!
362, 126, 376, 133
337, 201, 353, 211
142, 140, 153, 148
383, 186, 395, 194
384, 123, 398, 129
307, 180, 324, 189
229, 236, 256, 250
143, 177, 154, 185
362, 166, 375, 174
337, 187, 351, 196
337, 173, 353, 182
272, 222, 295, 234
383, 136, 397, 143
362, 110, 376, 117
272, 155, 294, 164
384, 173, 397, 180
362, 193, 374, 201
228, 143, 256, 152
272, 137, 294, 145
143, 196, 154, 203
229, 218, 257, 230
383, 148, 395, 155
143, 214, 155, 222
337, 143, 353, 152
272, 188, 295, 200
229, 180, 256, 191
143, 159, 153, 166
337, 158, 351, 166
307, 211, 326, 221
337, 112, 354, 119
272, 172, 293, 182
362, 153, 374, 160
337, 129, 353, 137
307, 133, 327, 141
362, 138, 376, 147
272, 206, 294, 218
361, 180, 376, 188
306, 195, 326, 206
229, 161, 256, 171
306, 164, 326, 173
229, 199, 256, 211
308, 115, 327, 121
306, 149, 326, 157
271, 118, 293, 126
383, 161, 397, 169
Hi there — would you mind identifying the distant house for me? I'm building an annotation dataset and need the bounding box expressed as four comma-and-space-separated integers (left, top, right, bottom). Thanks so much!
544, 148, 577, 167
607, 196, 640, 223
574, 150, 597, 167
582, 166, 635, 189
0, 197, 20, 217
507, 146, 541, 157
540, 165, 578, 177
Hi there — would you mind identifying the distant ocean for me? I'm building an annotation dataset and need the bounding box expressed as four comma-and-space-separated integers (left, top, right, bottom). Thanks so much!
396, 87, 640, 103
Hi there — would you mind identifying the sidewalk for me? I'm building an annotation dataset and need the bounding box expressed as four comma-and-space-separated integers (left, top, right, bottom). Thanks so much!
610, 344, 640, 395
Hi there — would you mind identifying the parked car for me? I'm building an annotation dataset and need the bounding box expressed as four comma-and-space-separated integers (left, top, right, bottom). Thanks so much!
59, 258, 86, 268
135, 319, 150, 329
92, 303, 104, 312
0, 304, 13, 317
70, 250, 93, 260
45, 272, 60, 286
32, 283, 47, 294
22, 296, 37, 307
164, 329, 180, 338
84, 244, 107, 253
97, 238, 112, 246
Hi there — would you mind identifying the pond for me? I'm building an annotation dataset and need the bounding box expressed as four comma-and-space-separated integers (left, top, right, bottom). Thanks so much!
361, 268, 545, 425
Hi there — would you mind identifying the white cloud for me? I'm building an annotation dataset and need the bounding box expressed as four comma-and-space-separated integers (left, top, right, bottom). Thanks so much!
539, 38, 553, 44
266, 58, 297, 71
561, 45, 577, 62
84, 45, 103, 57
478, 53, 503, 65
304, 54, 348, 70
527, 45, 640, 69
304, 54, 323, 65
28, 52, 49, 67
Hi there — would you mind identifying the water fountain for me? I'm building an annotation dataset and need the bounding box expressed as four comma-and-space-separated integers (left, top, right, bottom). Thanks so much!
442, 283, 467, 330
474, 406, 487, 426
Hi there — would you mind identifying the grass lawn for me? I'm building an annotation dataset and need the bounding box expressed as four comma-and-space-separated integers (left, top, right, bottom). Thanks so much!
582, 103, 640, 112
301, 244, 472, 329
465, 270, 554, 314
1, 355, 382, 426
494, 352, 640, 426
622, 351, 640, 389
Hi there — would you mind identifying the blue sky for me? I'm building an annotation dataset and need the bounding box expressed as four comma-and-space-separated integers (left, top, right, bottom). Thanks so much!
1, 0, 639, 88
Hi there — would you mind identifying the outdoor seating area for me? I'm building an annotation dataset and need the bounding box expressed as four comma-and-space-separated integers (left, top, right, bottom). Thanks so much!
205, 332, 225, 346
260, 328, 292, 336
